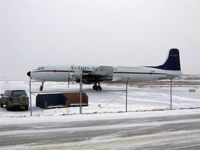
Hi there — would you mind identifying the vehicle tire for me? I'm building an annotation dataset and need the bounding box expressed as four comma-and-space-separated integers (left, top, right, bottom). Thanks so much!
6, 104, 10, 111
0, 102, 3, 107
24, 105, 29, 110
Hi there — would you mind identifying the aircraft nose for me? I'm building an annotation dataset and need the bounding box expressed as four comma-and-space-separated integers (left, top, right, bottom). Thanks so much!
27, 71, 31, 77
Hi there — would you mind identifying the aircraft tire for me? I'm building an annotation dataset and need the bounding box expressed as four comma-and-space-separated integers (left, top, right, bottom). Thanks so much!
96, 86, 102, 91
93, 85, 97, 90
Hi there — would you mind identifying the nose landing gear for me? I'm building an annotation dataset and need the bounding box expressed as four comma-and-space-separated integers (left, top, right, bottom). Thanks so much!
40, 82, 44, 91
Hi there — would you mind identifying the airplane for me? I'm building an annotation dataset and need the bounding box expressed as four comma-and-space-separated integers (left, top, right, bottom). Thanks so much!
27, 48, 182, 91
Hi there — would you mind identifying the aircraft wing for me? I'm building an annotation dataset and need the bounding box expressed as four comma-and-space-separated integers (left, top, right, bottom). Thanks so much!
74, 66, 114, 84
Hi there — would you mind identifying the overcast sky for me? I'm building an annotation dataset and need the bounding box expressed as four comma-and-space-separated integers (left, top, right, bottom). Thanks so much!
0, 0, 200, 78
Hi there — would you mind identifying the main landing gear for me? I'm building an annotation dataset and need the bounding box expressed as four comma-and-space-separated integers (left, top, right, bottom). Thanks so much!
40, 82, 44, 91
93, 83, 102, 91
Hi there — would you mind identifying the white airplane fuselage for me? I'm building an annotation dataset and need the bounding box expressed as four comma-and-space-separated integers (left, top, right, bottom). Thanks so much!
30, 65, 181, 82
27, 49, 182, 91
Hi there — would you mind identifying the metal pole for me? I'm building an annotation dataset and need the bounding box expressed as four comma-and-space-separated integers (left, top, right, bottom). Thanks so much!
80, 71, 83, 114
125, 78, 129, 112
29, 77, 32, 116
170, 79, 173, 110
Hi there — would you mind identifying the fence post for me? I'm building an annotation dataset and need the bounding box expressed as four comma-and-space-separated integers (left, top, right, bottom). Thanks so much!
170, 79, 173, 110
125, 78, 129, 112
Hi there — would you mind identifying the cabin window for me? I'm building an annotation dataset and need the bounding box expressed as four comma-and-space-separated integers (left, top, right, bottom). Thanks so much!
37, 67, 44, 70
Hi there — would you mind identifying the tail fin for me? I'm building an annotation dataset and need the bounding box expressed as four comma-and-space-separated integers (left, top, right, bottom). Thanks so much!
153, 48, 181, 71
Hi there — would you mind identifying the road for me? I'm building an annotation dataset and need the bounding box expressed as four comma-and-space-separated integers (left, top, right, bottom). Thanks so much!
1, 113, 200, 150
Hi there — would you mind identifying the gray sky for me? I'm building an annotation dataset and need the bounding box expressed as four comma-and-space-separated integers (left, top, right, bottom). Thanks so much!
0, 0, 200, 78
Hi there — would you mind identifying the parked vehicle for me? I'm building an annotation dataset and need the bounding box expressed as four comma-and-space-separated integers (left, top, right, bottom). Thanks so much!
0, 90, 29, 110
36, 93, 88, 109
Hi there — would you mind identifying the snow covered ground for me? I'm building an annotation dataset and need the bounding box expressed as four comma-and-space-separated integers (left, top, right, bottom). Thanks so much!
0, 80, 200, 117
1, 80, 200, 150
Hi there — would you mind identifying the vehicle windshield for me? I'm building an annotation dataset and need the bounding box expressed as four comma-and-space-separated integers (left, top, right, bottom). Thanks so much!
12, 91, 27, 97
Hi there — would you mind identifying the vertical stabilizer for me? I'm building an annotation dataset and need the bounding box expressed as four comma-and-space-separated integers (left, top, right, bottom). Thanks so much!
152, 48, 181, 71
